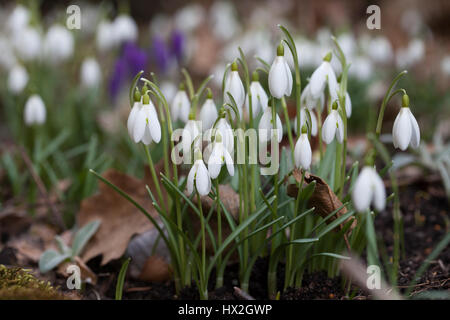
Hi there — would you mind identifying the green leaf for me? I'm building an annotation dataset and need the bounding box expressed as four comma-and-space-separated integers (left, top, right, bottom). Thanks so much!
55, 236, 71, 256
71, 220, 101, 258
39, 250, 71, 273
116, 258, 131, 300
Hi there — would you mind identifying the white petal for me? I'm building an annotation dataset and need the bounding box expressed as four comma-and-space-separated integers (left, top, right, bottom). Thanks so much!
147, 105, 161, 143
187, 164, 197, 195
407, 108, 420, 148
322, 111, 337, 144
200, 99, 218, 131
352, 168, 373, 212
309, 62, 327, 99
196, 161, 211, 196
283, 59, 293, 96
225, 71, 245, 108
275, 113, 283, 143
294, 134, 311, 169
370, 169, 386, 211
127, 102, 140, 137
336, 113, 344, 143
133, 108, 147, 143
393, 108, 412, 151
224, 149, 234, 176
345, 91, 352, 117
142, 125, 153, 145
268, 56, 288, 99
258, 108, 272, 143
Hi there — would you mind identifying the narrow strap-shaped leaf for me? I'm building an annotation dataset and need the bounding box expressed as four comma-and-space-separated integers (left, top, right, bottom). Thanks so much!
115, 258, 131, 300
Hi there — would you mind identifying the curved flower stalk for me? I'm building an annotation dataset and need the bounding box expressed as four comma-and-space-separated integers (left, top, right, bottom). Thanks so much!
245, 72, 268, 118
258, 106, 283, 143
294, 125, 312, 170
171, 84, 190, 123
268, 44, 293, 99
295, 108, 318, 136
392, 94, 420, 151
322, 102, 344, 144
207, 132, 234, 179
131, 93, 161, 145
224, 61, 245, 118
187, 149, 211, 196
352, 166, 386, 212
309, 52, 339, 101
8, 64, 28, 94
199, 89, 218, 131
24, 94, 46, 126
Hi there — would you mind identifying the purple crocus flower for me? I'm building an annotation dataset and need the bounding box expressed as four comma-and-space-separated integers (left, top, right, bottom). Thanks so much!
151, 35, 169, 73
109, 56, 127, 99
170, 29, 185, 62
123, 42, 148, 75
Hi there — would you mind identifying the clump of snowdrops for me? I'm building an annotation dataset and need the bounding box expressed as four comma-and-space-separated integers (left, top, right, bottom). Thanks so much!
91, 25, 421, 299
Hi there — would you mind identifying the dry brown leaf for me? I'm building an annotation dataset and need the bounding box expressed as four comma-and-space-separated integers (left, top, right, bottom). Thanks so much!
57, 256, 97, 285
288, 169, 357, 233
138, 255, 171, 282
78, 167, 163, 265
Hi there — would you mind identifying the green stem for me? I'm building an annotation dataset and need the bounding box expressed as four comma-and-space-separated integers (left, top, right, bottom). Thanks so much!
144, 145, 165, 209
215, 180, 223, 288
281, 97, 295, 164
196, 190, 208, 300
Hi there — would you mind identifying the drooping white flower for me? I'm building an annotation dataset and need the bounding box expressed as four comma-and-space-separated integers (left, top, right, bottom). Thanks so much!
322, 105, 344, 144
199, 91, 218, 131
80, 57, 101, 89
268, 44, 292, 99
245, 74, 268, 118
187, 149, 211, 196
14, 27, 41, 61
127, 90, 142, 139
160, 81, 177, 103
171, 85, 191, 123
392, 96, 420, 151
301, 82, 324, 110
258, 106, 282, 143
7, 5, 30, 34
183, 118, 202, 163
309, 52, 339, 100
224, 61, 245, 118
7, 64, 28, 94
295, 108, 318, 137
43, 25, 74, 63
24, 94, 46, 125
96, 20, 116, 52
0, 37, 17, 69
113, 15, 138, 45
294, 127, 312, 170
337, 91, 352, 117
207, 133, 234, 179
132, 94, 161, 145
213, 117, 234, 153
352, 166, 386, 212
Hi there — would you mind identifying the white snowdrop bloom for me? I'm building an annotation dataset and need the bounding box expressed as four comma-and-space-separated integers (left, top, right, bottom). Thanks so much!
258, 107, 283, 143
199, 91, 218, 131
80, 58, 101, 89
132, 94, 161, 145
294, 127, 312, 170
296, 39, 320, 69
350, 56, 373, 81
7, 5, 29, 34
187, 149, 211, 196
171, 85, 190, 123
174, 4, 205, 33
352, 166, 386, 212
182, 119, 202, 162
363, 36, 393, 64
160, 81, 177, 103
14, 27, 41, 61
268, 44, 293, 99
214, 117, 234, 153
207, 133, 234, 179
0, 37, 17, 69
24, 94, 46, 125
43, 25, 74, 63
309, 53, 339, 101
113, 15, 138, 45
127, 97, 142, 139
245, 75, 268, 118
224, 61, 245, 118
8, 64, 28, 94
301, 82, 324, 110
295, 108, 318, 137
322, 105, 344, 144
392, 95, 420, 151
337, 33, 356, 60
337, 91, 352, 117
396, 39, 425, 68
210, 1, 239, 41
96, 20, 116, 52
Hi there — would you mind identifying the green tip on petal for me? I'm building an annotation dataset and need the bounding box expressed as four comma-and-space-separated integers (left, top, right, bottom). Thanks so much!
231, 61, 238, 71
301, 125, 308, 134
179, 82, 185, 91
323, 52, 332, 62
402, 94, 410, 108
252, 71, 259, 82
206, 88, 213, 99
215, 132, 223, 143
142, 93, 150, 105
134, 88, 141, 102
194, 148, 203, 161
332, 100, 338, 110
277, 43, 284, 56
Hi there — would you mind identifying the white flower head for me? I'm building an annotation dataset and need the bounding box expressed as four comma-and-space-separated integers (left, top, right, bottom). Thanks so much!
7, 5, 30, 34
113, 14, 138, 45
199, 90, 218, 131
268, 44, 293, 99
8, 64, 28, 94
14, 27, 41, 61
352, 166, 386, 212
207, 132, 234, 179
392, 95, 420, 151
336, 91, 352, 118
294, 126, 312, 170
224, 61, 245, 118
24, 94, 46, 126
182, 118, 202, 163
96, 20, 116, 52
212, 117, 234, 154
187, 149, 211, 196
309, 52, 339, 100
245, 72, 268, 118
301, 82, 324, 111
131, 93, 161, 145
295, 108, 318, 137
171, 84, 191, 123
258, 106, 283, 143
322, 103, 344, 144
80, 57, 101, 89
43, 25, 74, 64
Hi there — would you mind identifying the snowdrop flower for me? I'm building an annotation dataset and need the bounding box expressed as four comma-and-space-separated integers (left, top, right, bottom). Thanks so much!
294, 126, 312, 170
0, 37, 17, 69
171, 84, 190, 123
392, 94, 420, 151
160, 81, 177, 103
207, 132, 234, 179
350, 56, 373, 81
113, 15, 138, 45
24, 94, 46, 125
301, 82, 324, 110
187, 149, 211, 196
183, 116, 202, 162
352, 166, 386, 212
96, 20, 116, 52
213, 116, 234, 153
258, 106, 282, 143
336, 91, 352, 117
7, 5, 29, 34
363, 36, 393, 64
295, 108, 318, 136
8, 64, 28, 94
80, 57, 101, 89
322, 102, 344, 144
43, 25, 74, 63
268, 44, 292, 99
224, 61, 245, 118
309, 52, 339, 101
245, 71, 268, 118
131, 93, 161, 145
14, 27, 41, 61
199, 89, 218, 131
127, 89, 142, 139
